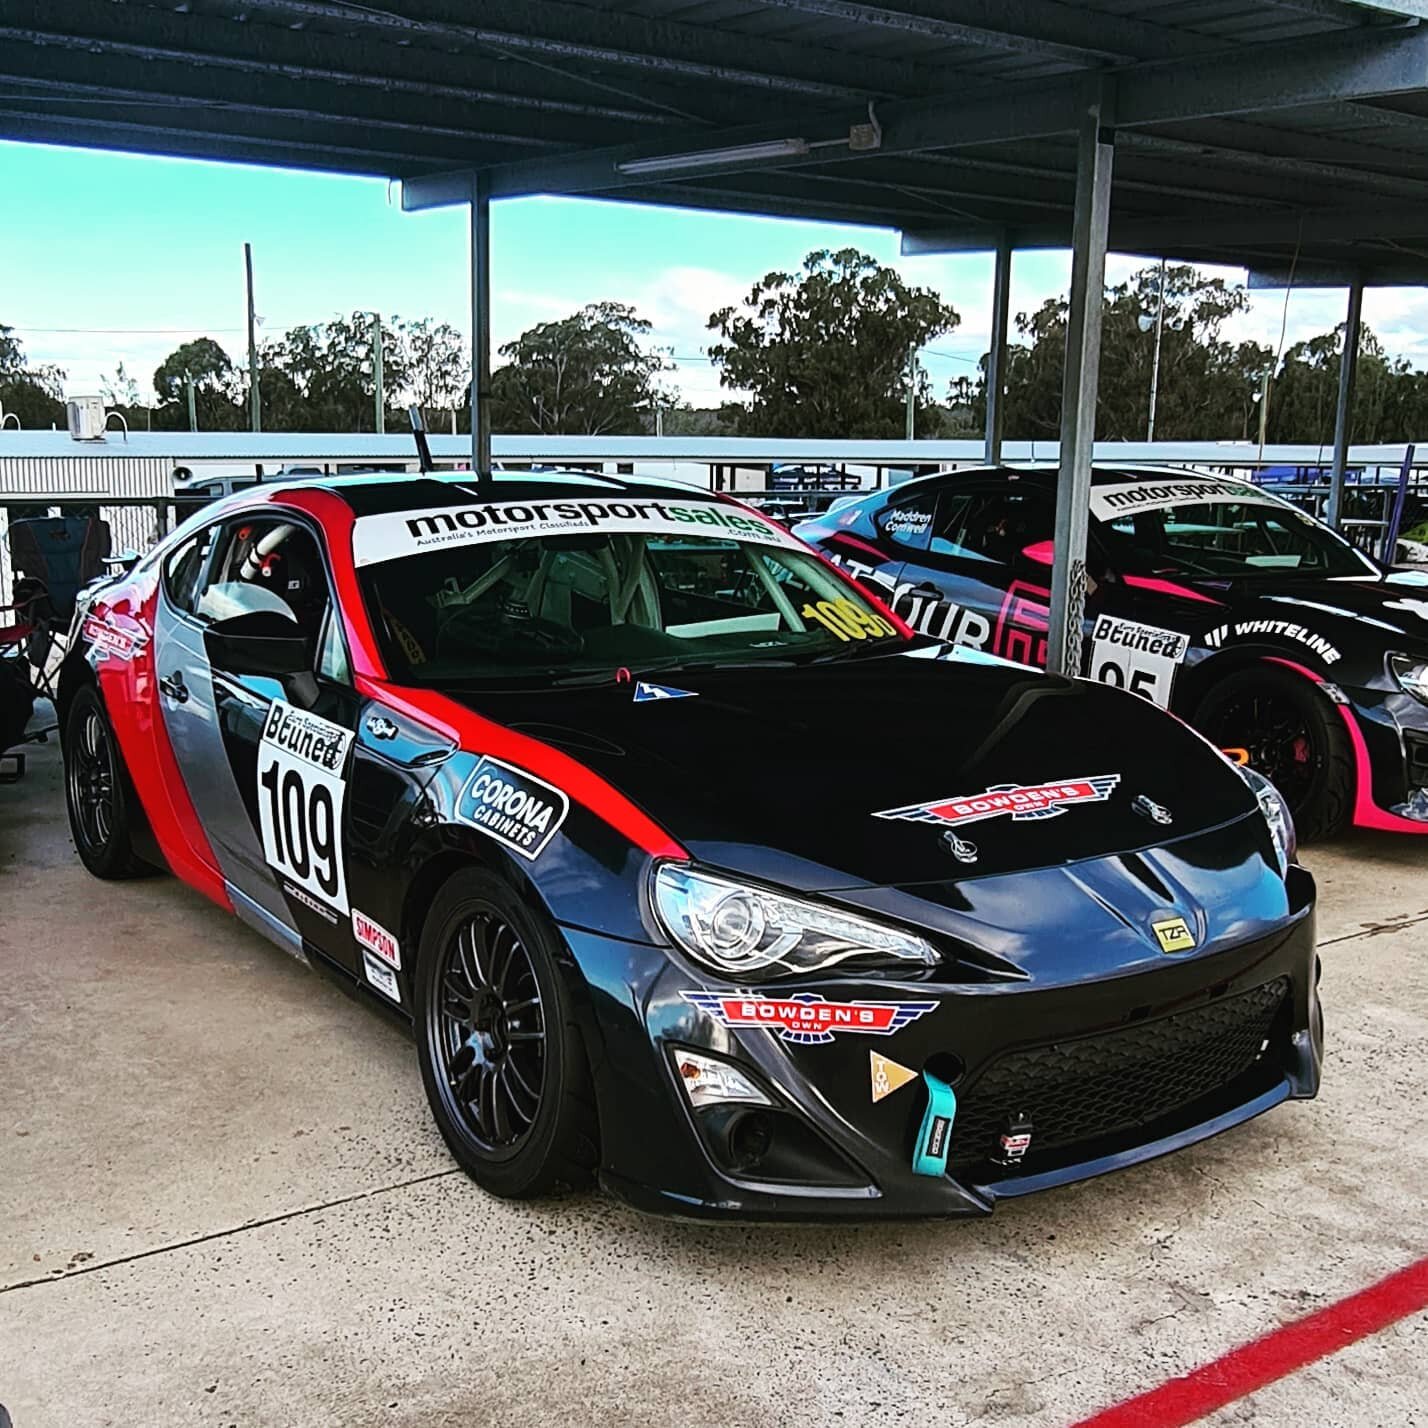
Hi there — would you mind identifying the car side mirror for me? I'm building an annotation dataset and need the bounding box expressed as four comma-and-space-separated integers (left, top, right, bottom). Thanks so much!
204, 610, 315, 678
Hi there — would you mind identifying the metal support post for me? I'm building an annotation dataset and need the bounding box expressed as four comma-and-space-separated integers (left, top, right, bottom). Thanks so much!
470, 173, 492, 479
905, 343, 916, 442
373, 312, 385, 435
245, 241, 261, 433
1146, 257, 1166, 442
1327, 275, 1365, 531
1049, 85, 1115, 678
985, 232, 1012, 465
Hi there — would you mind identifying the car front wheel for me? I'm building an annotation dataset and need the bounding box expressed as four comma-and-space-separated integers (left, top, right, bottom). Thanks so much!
1194, 665, 1353, 842
416, 867, 598, 1198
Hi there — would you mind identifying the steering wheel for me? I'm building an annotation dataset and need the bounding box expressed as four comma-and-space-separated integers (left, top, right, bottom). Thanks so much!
439, 607, 586, 663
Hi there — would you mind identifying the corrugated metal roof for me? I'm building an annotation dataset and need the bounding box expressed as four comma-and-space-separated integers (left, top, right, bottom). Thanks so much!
4, 2, 1428, 279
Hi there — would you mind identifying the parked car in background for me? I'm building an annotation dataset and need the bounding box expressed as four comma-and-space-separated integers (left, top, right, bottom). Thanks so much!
797, 464, 1428, 840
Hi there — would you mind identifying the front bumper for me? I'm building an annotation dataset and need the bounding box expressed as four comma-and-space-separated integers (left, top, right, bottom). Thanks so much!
567, 864, 1321, 1221
1346, 688, 1428, 831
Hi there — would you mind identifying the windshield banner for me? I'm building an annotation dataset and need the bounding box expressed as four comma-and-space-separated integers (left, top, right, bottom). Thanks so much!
1089, 475, 1285, 521
352, 496, 802, 566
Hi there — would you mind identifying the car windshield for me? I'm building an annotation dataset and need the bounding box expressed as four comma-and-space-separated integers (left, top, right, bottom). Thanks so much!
1094, 487, 1377, 580
359, 527, 907, 684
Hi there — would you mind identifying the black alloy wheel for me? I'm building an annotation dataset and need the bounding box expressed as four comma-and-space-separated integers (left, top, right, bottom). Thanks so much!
434, 909, 546, 1152
63, 685, 150, 878
1195, 665, 1353, 842
416, 868, 598, 1197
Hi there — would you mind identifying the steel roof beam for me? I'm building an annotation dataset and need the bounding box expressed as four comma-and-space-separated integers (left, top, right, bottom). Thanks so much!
444, 23, 1428, 204
1255, 0, 1422, 23
4, 0, 689, 129
744, 0, 1125, 63
907, 197, 1428, 251
1114, 128, 1428, 198
164, 0, 930, 102
0, 60, 565, 151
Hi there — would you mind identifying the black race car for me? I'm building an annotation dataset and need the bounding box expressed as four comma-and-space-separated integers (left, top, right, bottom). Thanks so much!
798, 465, 1428, 842
58, 471, 1320, 1219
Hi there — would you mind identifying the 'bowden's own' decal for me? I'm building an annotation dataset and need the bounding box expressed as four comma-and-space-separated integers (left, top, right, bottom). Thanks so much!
258, 701, 354, 915
875, 776, 1121, 829
682, 992, 938, 1046
457, 756, 569, 861
352, 496, 801, 566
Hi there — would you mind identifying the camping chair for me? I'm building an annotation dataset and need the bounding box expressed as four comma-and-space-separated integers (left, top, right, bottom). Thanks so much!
0, 608, 39, 782
4, 513, 112, 701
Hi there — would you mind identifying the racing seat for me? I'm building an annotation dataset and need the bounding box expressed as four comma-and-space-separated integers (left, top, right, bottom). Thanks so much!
5, 514, 112, 701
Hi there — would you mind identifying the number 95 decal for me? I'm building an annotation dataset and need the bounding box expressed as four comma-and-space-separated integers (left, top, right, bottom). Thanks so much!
258, 700, 355, 914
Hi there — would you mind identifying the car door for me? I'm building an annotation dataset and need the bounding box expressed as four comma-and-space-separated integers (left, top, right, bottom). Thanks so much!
890, 480, 1063, 664
176, 513, 366, 972
152, 518, 300, 934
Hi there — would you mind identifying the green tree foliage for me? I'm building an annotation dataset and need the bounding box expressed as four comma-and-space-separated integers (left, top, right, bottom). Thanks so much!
259, 312, 409, 432
487, 302, 670, 435
707, 249, 960, 438
1264, 325, 1428, 445
994, 265, 1273, 442
0, 322, 66, 429
150, 337, 244, 430
400, 317, 467, 425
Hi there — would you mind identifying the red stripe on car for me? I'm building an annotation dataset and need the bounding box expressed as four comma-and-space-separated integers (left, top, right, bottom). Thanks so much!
359, 679, 688, 860
90, 579, 231, 907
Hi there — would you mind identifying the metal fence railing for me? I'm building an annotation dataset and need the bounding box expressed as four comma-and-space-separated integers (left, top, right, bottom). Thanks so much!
0, 497, 186, 608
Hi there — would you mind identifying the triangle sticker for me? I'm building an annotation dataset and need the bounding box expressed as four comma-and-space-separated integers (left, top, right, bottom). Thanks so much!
633, 681, 698, 703
870, 1051, 918, 1104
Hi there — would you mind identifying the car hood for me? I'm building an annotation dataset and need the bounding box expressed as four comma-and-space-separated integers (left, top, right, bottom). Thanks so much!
446, 654, 1260, 890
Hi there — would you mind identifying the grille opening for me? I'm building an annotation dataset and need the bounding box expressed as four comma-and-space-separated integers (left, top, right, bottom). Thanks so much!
949, 978, 1291, 1177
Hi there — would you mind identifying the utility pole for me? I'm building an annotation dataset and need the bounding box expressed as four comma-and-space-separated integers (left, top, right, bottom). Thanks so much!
372, 311, 385, 434
905, 343, 916, 442
184, 370, 197, 432
1257, 368, 1272, 451
1146, 257, 1166, 443
244, 242, 261, 432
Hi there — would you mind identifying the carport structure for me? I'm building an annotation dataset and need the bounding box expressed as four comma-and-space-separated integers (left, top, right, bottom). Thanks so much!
7, 2, 1428, 672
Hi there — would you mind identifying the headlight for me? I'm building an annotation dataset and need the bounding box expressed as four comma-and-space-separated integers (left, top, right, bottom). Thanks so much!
1235, 764, 1297, 874
1390, 653, 1428, 705
651, 863, 939, 979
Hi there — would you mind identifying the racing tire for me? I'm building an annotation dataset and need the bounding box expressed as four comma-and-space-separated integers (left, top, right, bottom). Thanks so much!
416, 868, 599, 1198
1193, 664, 1354, 843
63, 684, 153, 879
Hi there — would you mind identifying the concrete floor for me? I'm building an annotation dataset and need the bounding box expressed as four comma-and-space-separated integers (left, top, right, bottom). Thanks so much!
2, 734, 1425, 1428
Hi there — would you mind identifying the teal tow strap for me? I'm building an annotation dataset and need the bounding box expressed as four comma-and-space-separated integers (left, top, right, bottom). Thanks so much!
912, 1069, 957, 1177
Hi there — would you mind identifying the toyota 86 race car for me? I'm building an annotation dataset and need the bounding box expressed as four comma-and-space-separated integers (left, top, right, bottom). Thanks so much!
57, 471, 1321, 1219
797, 464, 1428, 842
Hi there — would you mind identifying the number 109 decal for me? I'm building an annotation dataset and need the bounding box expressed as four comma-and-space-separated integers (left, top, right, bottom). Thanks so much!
258, 700, 355, 915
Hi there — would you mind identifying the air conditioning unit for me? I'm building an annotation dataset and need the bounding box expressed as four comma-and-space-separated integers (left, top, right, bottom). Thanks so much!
67, 396, 107, 441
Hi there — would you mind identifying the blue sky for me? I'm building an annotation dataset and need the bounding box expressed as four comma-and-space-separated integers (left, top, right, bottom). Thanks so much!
2, 138, 1421, 410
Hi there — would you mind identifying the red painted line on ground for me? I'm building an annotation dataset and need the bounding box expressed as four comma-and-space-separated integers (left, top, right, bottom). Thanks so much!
1072, 1255, 1428, 1428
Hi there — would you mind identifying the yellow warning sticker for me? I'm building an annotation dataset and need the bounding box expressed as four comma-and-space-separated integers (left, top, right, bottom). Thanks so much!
870, 1051, 918, 1103
1153, 915, 1196, 954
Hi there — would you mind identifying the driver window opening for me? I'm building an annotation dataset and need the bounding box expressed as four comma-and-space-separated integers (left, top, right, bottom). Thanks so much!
195, 519, 333, 651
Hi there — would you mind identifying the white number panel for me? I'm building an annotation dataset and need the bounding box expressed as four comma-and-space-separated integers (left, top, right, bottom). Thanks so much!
257, 700, 354, 916
1087, 615, 1189, 708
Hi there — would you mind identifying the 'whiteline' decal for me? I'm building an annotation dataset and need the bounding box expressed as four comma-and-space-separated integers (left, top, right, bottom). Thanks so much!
682, 991, 938, 1046
353, 496, 800, 566
875, 776, 1121, 829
